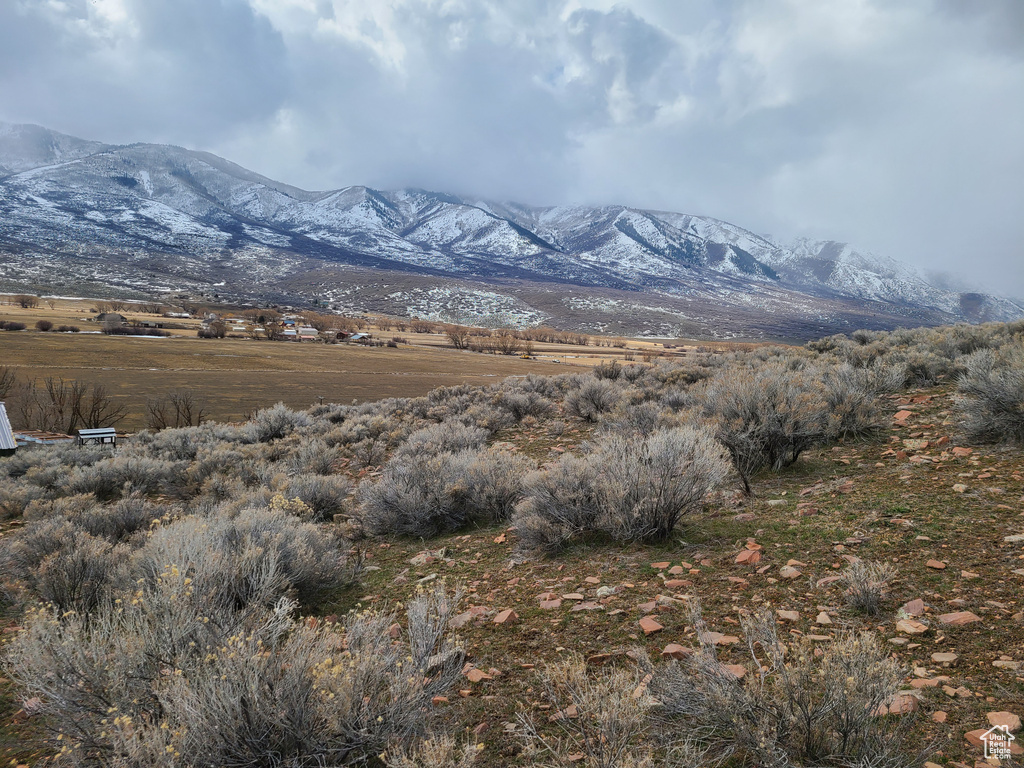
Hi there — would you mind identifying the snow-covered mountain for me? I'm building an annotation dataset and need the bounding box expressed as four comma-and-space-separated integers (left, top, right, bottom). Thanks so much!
1, 122, 1019, 337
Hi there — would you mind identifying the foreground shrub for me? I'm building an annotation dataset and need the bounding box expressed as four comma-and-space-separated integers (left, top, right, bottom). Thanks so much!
514, 427, 728, 553
955, 345, 1024, 444
519, 654, 657, 768
134, 506, 358, 610
244, 402, 312, 443
5, 586, 463, 767
693, 364, 828, 494
564, 378, 620, 422
358, 447, 533, 538
646, 604, 911, 767
841, 559, 897, 616
284, 473, 353, 521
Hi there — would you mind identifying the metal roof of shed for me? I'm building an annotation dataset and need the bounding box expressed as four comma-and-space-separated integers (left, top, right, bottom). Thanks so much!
0, 403, 16, 452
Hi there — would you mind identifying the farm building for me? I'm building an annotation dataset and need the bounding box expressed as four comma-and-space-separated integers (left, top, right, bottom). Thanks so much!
0, 403, 16, 457
95, 312, 127, 325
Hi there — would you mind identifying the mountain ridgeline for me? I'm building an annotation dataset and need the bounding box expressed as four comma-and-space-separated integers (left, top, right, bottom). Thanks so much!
0, 122, 1019, 339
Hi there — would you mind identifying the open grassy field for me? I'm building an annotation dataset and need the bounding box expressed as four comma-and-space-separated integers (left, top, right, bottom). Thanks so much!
0, 296, 758, 431
0, 331, 573, 430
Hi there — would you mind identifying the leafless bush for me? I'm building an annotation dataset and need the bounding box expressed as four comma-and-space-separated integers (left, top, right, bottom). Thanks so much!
519, 655, 657, 768
359, 447, 532, 537
0, 365, 17, 399
34, 319, 53, 332
6, 377, 127, 433
4, 585, 463, 768
514, 427, 728, 553
565, 378, 621, 422
244, 402, 312, 443
841, 559, 897, 616
145, 389, 209, 430
955, 345, 1024, 444
646, 603, 911, 767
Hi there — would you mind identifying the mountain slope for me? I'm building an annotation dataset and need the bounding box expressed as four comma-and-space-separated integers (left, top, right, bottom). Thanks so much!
0, 122, 1020, 337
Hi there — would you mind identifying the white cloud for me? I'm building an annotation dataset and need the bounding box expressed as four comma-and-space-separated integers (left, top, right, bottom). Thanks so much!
1, 0, 1022, 295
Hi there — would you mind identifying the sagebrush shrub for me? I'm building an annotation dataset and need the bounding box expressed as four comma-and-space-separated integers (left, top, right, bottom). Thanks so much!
564, 378, 621, 422
134, 506, 358, 610
841, 559, 897, 616
244, 402, 312, 443
5, 586, 463, 767
955, 345, 1024, 444
693, 364, 828, 494
647, 603, 910, 767
519, 655, 656, 768
514, 427, 728, 553
285, 473, 353, 521
358, 447, 532, 538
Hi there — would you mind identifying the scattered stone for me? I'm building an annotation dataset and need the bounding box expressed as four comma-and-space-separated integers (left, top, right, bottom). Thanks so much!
493, 609, 518, 626
960, 570, 980, 579
1005, 533, 1024, 544
639, 617, 663, 636
986, 711, 1022, 733
451, 611, 475, 629
938, 611, 981, 626
549, 704, 579, 722
926, 560, 947, 570
651, 562, 671, 570
584, 576, 601, 584
931, 711, 947, 723
664, 579, 690, 589
952, 483, 968, 494
886, 693, 920, 715
951, 446, 973, 457
779, 566, 802, 579
816, 575, 843, 588
465, 667, 492, 683
931, 652, 958, 665
894, 410, 913, 421
776, 610, 800, 623
966, 728, 1024, 754
706, 631, 740, 646
735, 549, 762, 565
993, 660, 1023, 671
895, 619, 928, 635
661, 643, 691, 660
570, 602, 602, 612
901, 598, 926, 617
596, 586, 616, 598
816, 612, 832, 625
767, 499, 786, 507
562, 593, 585, 601
721, 664, 746, 679
540, 600, 562, 610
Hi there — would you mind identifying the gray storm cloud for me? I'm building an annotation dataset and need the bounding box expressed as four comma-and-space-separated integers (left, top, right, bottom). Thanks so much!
0, 0, 1021, 297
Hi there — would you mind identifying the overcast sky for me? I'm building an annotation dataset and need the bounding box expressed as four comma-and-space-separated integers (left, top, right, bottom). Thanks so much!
1, 0, 1022, 297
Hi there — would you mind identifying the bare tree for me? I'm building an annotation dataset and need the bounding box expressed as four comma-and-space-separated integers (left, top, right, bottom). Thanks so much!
0, 366, 17, 399
7, 377, 126, 433
445, 324, 471, 350
493, 329, 523, 356
13, 294, 39, 309
146, 390, 208, 430
76, 384, 128, 430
